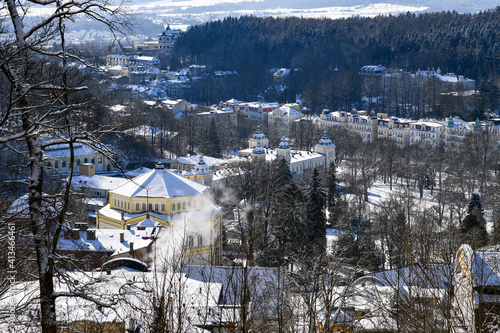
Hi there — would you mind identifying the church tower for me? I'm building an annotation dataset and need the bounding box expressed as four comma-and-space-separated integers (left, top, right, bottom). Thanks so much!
248, 126, 269, 148
315, 130, 335, 166
194, 155, 213, 187
276, 136, 291, 163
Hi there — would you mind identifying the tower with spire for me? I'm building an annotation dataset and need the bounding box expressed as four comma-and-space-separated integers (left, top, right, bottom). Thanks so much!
193, 155, 213, 187
276, 136, 291, 162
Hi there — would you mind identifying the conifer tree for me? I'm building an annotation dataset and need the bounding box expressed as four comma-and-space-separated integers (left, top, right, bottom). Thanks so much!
326, 161, 339, 210
461, 193, 488, 248
306, 168, 326, 253
201, 118, 222, 157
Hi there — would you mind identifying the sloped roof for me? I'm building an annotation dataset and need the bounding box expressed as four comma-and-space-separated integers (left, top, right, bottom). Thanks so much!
111, 164, 209, 198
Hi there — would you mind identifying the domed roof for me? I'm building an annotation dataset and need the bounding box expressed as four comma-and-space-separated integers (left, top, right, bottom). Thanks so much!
278, 136, 290, 149
194, 155, 210, 173
317, 131, 334, 146
252, 126, 267, 140
252, 146, 265, 154
447, 115, 455, 128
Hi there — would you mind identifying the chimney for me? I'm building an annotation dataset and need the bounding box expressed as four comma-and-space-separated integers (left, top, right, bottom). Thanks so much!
120, 232, 124, 243
129, 242, 134, 258
87, 229, 96, 240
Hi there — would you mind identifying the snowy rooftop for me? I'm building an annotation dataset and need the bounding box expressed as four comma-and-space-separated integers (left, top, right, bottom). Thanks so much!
176, 155, 228, 167
44, 142, 99, 158
111, 163, 209, 198
71, 175, 128, 191
57, 227, 158, 255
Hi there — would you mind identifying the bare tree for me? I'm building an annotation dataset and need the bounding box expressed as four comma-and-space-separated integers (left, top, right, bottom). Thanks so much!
0, 1, 130, 332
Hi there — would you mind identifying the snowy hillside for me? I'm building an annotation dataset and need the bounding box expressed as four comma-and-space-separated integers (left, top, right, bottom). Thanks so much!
126, 0, 499, 29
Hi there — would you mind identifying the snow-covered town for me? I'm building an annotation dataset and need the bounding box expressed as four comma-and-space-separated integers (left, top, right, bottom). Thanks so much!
1, 1, 500, 333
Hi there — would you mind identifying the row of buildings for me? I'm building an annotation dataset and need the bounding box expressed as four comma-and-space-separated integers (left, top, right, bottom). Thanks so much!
316, 108, 500, 151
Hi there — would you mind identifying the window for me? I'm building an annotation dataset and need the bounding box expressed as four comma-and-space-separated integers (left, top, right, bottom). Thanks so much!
136, 203, 140, 212
77, 159, 80, 166
183, 202, 186, 210
172, 203, 176, 211
114, 199, 116, 207
84, 158, 88, 163
91, 158, 95, 164
198, 234, 203, 246
98, 157, 102, 163
142, 203, 146, 212
55, 161, 59, 168
188, 201, 191, 208
177, 203, 181, 211
149, 203, 153, 211
161, 204, 165, 212
188, 235, 194, 248
155, 204, 159, 212
62, 161, 66, 168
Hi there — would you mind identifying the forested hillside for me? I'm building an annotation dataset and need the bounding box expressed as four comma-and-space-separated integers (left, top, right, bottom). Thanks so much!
169, 8, 500, 103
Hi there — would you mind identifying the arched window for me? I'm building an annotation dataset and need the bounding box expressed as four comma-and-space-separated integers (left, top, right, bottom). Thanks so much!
136, 203, 140, 212
55, 161, 59, 168
198, 234, 203, 246
188, 201, 191, 208
91, 158, 95, 164
84, 158, 88, 163
183, 202, 186, 210
161, 204, 165, 212
188, 235, 194, 248
62, 161, 66, 168
177, 203, 181, 211
142, 203, 146, 212
172, 203, 176, 211
149, 203, 153, 211
77, 159, 80, 166
114, 199, 116, 207
155, 204, 159, 212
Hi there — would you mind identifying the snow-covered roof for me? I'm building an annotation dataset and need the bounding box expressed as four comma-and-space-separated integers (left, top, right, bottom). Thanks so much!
273, 106, 304, 117
1, 269, 221, 332
124, 167, 151, 178
175, 155, 227, 167
44, 142, 100, 158
57, 227, 158, 255
7, 193, 60, 219
111, 163, 209, 199
71, 175, 128, 191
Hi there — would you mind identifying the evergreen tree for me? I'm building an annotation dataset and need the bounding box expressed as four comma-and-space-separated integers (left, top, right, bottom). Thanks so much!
326, 161, 339, 210
461, 193, 488, 248
201, 118, 222, 157
306, 168, 326, 253
467, 193, 483, 215
262, 159, 306, 265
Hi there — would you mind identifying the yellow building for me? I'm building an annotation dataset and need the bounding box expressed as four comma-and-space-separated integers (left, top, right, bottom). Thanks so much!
96, 161, 222, 265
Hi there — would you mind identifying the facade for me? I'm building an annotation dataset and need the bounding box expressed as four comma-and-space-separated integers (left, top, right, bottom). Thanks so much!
318, 110, 500, 151
241, 127, 335, 183
158, 25, 182, 52
452, 244, 500, 333
96, 161, 223, 265
162, 99, 191, 115
44, 142, 112, 175
243, 102, 280, 121
318, 109, 378, 143
268, 105, 305, 124
196, 108, 238, 127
